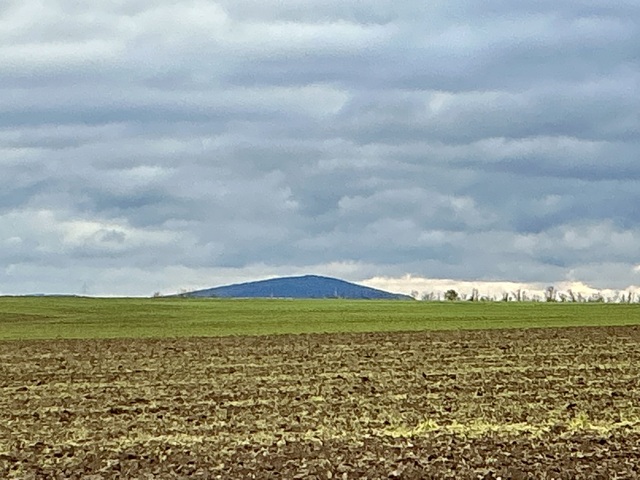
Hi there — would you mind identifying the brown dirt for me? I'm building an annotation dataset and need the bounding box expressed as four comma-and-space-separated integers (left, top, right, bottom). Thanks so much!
2, 326, 640, 479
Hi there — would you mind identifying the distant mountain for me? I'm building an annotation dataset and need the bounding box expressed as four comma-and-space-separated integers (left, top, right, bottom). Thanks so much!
179, 275, 413, 300
20, 294, 81, 298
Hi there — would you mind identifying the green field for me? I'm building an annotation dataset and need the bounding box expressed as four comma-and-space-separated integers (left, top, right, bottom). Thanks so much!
1, 296, 640, 340
4, 297, 640, 477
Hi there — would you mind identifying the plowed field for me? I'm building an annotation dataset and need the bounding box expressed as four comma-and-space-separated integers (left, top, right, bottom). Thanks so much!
2, 326, 640, 479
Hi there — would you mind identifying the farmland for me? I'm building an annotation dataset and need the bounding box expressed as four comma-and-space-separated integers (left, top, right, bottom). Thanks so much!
2, 299, 640, 478
1, 296, 640, 340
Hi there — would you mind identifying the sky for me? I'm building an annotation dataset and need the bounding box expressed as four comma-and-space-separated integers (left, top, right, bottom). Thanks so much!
2, 0, 640, 297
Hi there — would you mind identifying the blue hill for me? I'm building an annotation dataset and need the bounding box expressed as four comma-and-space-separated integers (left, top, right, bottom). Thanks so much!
181, 275, 412, 300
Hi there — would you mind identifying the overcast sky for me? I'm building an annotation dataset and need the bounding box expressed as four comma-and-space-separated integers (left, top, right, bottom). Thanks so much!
2, 0, 640, 296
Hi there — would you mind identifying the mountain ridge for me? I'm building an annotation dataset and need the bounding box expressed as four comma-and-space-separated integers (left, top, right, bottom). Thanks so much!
178, 275, 412, 300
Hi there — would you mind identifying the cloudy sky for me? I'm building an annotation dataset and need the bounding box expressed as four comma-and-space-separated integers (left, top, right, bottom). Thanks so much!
2, 0, 640, 296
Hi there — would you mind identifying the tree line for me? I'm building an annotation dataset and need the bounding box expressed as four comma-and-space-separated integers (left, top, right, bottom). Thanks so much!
412, 287, 639, 303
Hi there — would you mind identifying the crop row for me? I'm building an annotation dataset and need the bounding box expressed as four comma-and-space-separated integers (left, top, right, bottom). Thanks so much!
2, 326, 640, 478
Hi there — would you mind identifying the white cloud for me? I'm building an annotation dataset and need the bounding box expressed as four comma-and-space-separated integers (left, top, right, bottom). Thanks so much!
1, 0, 640, 295
362, 275, 639, 302
0, 209, 183, 259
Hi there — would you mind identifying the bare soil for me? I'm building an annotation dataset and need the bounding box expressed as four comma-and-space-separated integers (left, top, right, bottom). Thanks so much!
2, 326, 640, 479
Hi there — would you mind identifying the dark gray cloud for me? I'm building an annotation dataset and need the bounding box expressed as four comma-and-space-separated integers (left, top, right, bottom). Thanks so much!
2, 0, 640, 295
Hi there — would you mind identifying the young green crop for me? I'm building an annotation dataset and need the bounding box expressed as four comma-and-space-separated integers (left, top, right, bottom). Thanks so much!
1, 296, 640, 340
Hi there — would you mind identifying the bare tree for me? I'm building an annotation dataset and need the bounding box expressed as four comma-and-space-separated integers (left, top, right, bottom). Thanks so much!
589, 292, 604, 303
545, 286, 556, 302
469, 288, 479, 302
421, 292, 435, 301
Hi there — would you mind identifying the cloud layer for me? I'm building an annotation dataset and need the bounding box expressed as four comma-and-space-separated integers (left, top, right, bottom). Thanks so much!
2, 0, 640, 295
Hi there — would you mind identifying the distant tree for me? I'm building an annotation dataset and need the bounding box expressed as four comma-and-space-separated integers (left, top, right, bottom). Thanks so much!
588, 292, 604, 303
152, 291, 162, 298
545, 286, 556, 302
444, 289, 459, 301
